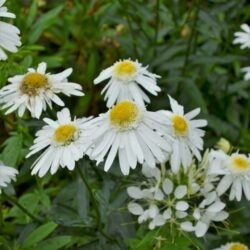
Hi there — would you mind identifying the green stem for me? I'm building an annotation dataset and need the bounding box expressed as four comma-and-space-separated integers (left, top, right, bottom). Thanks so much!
154, 0, 160, 56
118, 0, 139, 58
77, 167, 101, 226
76, 167, 115, 242
126, 15, 139, 58
2, 191, 42, 223
182, 1, 200, 76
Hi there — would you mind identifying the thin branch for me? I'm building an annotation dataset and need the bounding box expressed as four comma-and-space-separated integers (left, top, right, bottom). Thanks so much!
118, 0, 139, 58
182, 0, 201, 76
76, 167, 115, 243
2, 191, 43, 223
154, 0, 160, 56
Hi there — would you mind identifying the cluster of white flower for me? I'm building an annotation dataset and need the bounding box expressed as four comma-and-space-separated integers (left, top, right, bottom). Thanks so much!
127, 158, 229, 237
233, 23, 250, 81
127, 136, 250, 239
0, 52, 205, 178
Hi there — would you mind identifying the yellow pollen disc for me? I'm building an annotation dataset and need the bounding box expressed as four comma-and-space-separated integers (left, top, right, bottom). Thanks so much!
171, 115, 188, 136
53, 124, 77, 144
229, 243, 248, 250
230, 155, 250, 171
20, 72, 48, 96
114, 61, 136, 77
109, 101, 139, 129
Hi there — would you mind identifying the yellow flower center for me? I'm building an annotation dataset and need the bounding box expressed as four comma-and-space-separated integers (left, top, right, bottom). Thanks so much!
114, 60, 136, 78
109, 101, 140, 130
20, 72, 48, 96
229, 243, 248, 250
230, 155, 250, 172
171, 115, 188, 136
53, 124, 77, 144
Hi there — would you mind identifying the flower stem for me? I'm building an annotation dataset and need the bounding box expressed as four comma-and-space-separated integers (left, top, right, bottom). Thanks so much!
154, 0, 160, 56
77, 167, 101, 226
2, 191, 42, 223
76, 167, 115, 242
118, 0, 139, 58
182, 0, 200, 76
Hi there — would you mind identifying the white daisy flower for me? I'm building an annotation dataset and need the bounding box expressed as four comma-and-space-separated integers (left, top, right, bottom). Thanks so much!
213, 242, 248, 250
0, 62, 84, 119
94, 59, 161, 107
26, 108, 92, 177
242, 66, 250, 81
0, 0, 21, 60
162, 96, 207, 173
86, 100, 171, 175
208, 150, 250, 201
233, 24, 250, 49
0, 162, 18, 193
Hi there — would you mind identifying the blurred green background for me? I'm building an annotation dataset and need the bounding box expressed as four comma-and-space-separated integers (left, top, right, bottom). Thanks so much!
0, 0, 250, 249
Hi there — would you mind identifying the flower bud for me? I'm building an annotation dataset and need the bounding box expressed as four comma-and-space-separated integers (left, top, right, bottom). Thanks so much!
181, 25, 191, 38
216, 138, 231, 153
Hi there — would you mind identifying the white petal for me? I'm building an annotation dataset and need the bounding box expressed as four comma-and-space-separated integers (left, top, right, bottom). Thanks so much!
127, 186, 143, 199
149, 204, 159, 218
217, 175, 233, 196
154, 189, 164, 201
37, 62, 47, 74
176, 211, 187, 219
162, 178, 173, 195
174, 185, 187, 199
180, 222, 194, 232
195, 221, 208, 237
153, 214, 166, 227
193, 208, 201, 220
175, 201, 189, 211
94, 66, 113, 84
128, 202, 143, 215
243, 180, 250, 200
212, 211, 228, 221
163, 208, 172, 220
207, 201, 225, 213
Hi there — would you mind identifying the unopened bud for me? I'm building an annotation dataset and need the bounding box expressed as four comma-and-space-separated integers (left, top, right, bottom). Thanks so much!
181, 25, 191, 38
216, 138, 231, 153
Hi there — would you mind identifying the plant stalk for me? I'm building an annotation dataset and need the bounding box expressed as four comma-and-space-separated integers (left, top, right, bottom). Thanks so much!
2, 191, 42, 223
76, 167, 115, 242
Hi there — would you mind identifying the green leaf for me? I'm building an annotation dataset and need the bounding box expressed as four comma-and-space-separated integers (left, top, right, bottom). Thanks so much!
21, 221, 58, 248
28, 5, 64, 44
34, 236, 72, 250
1, 132, 23, 166
8, 193, 40, 223
26, 1, 38, 28
228, 80, 250, 94
181, 79, 208, 113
